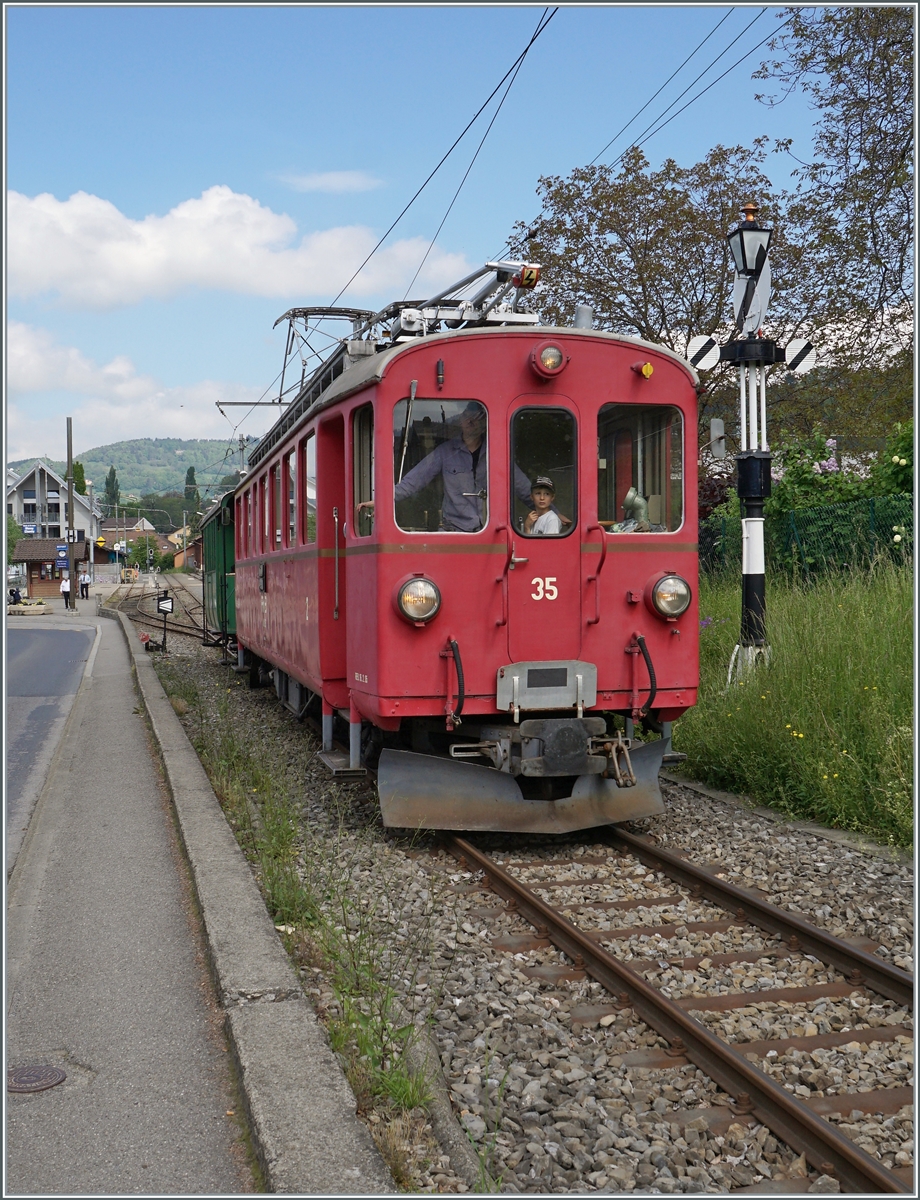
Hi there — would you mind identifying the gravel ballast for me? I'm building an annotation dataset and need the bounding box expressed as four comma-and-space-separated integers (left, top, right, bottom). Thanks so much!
151, 625, 913, 1194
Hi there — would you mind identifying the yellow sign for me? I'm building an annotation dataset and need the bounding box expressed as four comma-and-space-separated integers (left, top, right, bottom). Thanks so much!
96, 536, 106, 547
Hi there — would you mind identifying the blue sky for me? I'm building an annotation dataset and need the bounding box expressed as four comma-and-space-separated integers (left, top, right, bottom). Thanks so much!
6, 4, 821, 467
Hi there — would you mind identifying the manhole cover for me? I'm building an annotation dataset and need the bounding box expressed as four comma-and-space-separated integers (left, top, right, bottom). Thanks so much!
7, 1066, 67, 1093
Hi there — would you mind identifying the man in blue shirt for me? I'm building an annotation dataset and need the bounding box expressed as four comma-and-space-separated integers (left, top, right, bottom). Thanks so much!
395, 403, 533, 532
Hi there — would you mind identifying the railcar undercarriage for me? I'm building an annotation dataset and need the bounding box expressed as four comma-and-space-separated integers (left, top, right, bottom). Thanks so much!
377, 716, 674, 834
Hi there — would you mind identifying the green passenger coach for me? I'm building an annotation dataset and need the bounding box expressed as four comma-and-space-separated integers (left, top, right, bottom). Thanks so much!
201, 492, 236, 645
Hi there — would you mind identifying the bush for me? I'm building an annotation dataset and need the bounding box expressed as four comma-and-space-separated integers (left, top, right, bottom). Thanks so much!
868, 419, 913, 495
767, 430, 868, 516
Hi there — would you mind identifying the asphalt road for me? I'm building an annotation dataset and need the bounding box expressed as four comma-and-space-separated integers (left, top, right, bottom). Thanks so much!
6, 613, 252, 1195
6, 625, 97, 877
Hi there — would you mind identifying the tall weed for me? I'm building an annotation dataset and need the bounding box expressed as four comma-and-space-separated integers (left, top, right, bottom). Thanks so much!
675, 561, 913, 846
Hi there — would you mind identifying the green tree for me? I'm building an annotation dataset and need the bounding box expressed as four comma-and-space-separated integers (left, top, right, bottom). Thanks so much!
73, 461, 87, 495
509, 142, 809, 432
128, 535, 161, 571
7, 515, 24, 565
755, 6, 913, 366
184, 466, 200, 508
104, 465, 120, 509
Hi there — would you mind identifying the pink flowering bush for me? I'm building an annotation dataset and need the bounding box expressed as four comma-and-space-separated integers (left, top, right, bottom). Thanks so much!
766, 430, 869, 516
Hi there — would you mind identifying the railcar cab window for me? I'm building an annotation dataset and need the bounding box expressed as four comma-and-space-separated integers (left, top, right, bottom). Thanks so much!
353, 406, 375, 537
597, 404, 683, 532
393, 399, 490, 533
511, 408, 577, 537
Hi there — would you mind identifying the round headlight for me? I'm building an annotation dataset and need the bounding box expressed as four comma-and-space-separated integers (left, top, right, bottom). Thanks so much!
651, 574, 692, 617
530, 341, 568, 378
396, 577, 441, 623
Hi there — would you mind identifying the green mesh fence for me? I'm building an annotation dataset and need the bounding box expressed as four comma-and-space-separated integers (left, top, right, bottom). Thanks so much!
700, 494, 912, 575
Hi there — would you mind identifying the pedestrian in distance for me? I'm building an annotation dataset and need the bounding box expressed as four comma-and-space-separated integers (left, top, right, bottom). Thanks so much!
60, 574, 72, 606
79, 568, 91, 600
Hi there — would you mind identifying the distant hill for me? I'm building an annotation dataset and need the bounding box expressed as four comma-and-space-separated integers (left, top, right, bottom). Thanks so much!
8, 437, 248, 498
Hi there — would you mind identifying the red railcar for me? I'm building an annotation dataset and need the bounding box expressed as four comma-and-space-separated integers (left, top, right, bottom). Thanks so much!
234, 263, 699, 833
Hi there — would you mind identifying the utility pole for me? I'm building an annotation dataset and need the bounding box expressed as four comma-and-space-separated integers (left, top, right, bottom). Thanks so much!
66, 418, 77, 609
87, 481, 95, 582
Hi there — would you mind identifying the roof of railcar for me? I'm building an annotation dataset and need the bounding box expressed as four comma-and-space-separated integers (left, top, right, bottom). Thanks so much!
247, 326, 699, 471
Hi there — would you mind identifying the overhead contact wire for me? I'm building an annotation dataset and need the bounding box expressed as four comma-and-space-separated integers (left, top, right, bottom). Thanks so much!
223, 9, 557, 443
498, 7, 777, 259
328, 7, 558, 308
404, 6, 556, 299
588, 7, 736, 165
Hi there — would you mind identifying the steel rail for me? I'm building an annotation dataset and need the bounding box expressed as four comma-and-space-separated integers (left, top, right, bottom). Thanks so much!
606, 827, 913, 1007
446, 835, 910, 1195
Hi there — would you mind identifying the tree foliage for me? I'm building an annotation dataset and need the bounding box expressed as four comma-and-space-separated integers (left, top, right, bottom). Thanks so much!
7, 515, 24, 565
508, 8, 913, 454
128, 535, 161, 570
72, 461, 86, 495
755, 6, 913, 364
103, 465, 120, 510
513, 143, 790, 356
137, 491, 184, 532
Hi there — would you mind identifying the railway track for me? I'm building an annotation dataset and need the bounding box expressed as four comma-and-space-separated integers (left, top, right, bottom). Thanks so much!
114, 575, 206, 641
440, 831, 913, 1194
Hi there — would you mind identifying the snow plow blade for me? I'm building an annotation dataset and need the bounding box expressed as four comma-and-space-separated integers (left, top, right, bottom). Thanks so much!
377, 741, 667, 834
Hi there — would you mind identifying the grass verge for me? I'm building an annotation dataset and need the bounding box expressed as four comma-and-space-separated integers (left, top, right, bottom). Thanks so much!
151, 658, 454, 1188
675, 560, 912, 847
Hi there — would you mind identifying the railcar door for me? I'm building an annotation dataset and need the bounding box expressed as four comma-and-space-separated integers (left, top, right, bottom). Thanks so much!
505, 402, 582, 662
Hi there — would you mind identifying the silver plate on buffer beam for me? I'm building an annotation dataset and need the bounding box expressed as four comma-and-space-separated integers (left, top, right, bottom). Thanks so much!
496, 661, 597, 716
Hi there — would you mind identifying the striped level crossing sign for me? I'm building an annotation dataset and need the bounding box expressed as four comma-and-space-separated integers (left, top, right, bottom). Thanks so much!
784, 339, 816, 373
687, 335, 720, 370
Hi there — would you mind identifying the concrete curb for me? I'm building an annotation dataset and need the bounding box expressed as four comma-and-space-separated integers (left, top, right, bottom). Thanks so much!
116, 612, 394, 1194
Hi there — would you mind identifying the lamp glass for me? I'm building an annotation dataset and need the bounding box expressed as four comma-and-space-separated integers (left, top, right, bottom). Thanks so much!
728, 225, 772, 275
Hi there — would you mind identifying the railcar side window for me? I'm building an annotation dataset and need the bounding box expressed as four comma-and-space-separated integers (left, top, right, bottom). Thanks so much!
511, 408, 577, 537
393, 399, 488, 533
260, 476, 269, 552
302, 433, 316, 544
353, 406, 375, 538
285, 451, 297, 546
597, 405, 683, 532
273, 465, 283, 546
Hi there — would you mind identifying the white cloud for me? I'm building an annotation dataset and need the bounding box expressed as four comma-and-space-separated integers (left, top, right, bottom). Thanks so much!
7, 186, 471, 309
6, 322, 262, 460
278, 170, 383, 193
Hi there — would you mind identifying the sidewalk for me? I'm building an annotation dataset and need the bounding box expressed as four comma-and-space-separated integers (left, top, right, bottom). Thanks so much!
5, 599, 392, 1194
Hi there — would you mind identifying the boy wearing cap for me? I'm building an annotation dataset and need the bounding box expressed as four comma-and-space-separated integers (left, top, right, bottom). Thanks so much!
524, 477, 562, 536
